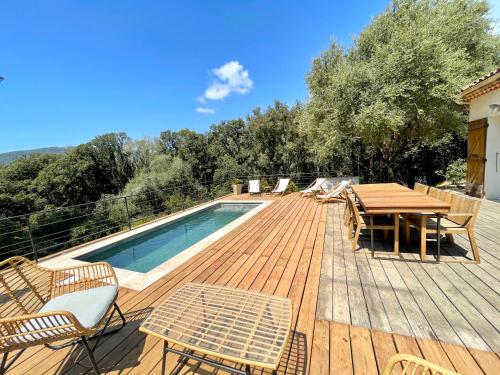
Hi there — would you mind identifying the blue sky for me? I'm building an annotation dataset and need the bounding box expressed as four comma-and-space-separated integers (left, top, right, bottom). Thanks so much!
0, 1, 498, 153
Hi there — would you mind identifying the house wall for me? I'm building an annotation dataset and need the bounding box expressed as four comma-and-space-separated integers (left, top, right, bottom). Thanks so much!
469, 90, 500, 199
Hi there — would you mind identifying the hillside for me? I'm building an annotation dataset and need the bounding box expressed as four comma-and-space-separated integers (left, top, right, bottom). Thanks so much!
0, 147, 71, 165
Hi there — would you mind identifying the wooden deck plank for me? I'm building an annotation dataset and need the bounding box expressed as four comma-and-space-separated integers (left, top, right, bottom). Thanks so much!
416, 337, 456, 371
440, 342, 485, 375
392, 260, 463, 346
310, 320, 329, 375
371, 330, 398, 375
329, 322, 353, 375
331, 205, 351, 324
316, 206, 334, 320
350, 326, 378, 375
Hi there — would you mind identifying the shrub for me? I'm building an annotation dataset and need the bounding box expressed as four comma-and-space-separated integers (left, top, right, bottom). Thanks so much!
287, 181, 299, 192
444, 159, 466, 185
230, 178, 243, 185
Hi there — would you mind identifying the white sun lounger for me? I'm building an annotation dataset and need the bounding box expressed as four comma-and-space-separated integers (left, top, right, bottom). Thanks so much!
248, 179, 261, 194
315, 180, 350, 203
300, 178, 326, 195
271, 178, 290, 195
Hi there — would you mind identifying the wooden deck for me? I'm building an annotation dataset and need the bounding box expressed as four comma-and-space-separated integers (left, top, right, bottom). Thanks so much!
5, 193, 500, 374
317, 200, 500, 354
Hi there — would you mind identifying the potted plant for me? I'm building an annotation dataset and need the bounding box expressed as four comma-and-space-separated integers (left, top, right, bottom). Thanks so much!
231, 178, 243, 195
260, 178, 270, 193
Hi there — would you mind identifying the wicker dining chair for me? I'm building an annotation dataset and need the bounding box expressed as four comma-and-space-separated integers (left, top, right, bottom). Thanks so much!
383, 353, 459, 375
414, 182, 430, 194
0, 256, 126, 374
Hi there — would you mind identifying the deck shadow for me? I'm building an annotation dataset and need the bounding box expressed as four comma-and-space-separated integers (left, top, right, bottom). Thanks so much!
54, 307, 153, 374
276, 330, 307, 375
355, 230, 475, 262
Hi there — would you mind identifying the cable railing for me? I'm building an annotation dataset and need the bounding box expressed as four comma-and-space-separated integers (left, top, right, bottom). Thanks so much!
0, 172, 356, 262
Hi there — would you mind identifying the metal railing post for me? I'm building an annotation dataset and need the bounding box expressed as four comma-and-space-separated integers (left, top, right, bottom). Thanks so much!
123, 197, 132, 230
25, 215, 38, 262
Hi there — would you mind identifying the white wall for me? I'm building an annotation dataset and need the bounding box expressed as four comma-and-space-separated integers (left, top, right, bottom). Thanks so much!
469, 90, 500, 199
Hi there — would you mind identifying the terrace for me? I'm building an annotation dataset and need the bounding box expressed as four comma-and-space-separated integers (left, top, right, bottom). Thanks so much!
2, 188, 499, 374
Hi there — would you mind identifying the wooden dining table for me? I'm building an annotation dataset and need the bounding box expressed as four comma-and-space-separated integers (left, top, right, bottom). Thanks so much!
351, 183, 451, 260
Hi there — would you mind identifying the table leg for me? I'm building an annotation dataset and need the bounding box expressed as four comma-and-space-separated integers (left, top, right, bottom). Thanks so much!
437, 213, 441, 263
162, 341, 168, 375
420, 215, 427, 261
403, 214, 410, 244
394, 212, 399, 256
370, 216, 374, 258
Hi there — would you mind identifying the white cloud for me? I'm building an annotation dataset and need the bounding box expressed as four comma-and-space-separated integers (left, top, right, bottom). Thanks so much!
203, 61, 254, 101
196, 107, 216, 115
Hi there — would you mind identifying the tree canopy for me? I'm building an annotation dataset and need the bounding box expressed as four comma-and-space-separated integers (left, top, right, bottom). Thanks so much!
300, 0, 499, 182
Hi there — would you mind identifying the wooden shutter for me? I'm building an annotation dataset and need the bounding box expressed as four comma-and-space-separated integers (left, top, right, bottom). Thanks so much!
466, 118, 488, 197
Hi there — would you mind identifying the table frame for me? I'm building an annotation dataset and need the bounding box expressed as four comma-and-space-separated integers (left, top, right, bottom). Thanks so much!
160, 340, 272, 375
140, 283, 291, 375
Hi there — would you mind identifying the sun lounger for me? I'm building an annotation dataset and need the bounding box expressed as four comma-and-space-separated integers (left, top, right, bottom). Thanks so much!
271, 178, 290, 195
248, 179, 260, 194
315, 180, 350, 203
300, 178, 326, 195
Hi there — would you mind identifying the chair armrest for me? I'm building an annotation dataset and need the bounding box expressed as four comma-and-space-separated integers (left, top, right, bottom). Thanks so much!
416, 212, 473, 218
50, 262, 118, 297
446, 213, 474, 217
0, 310, 88, 350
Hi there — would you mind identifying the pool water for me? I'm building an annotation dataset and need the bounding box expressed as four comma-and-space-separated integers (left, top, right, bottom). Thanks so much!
77, 203, 260, 273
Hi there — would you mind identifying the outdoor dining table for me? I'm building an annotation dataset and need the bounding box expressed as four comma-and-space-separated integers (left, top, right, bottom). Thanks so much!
351, 183, 451, 261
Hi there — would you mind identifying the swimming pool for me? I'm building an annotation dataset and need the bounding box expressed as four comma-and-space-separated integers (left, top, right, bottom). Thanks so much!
77, 202, 260, 273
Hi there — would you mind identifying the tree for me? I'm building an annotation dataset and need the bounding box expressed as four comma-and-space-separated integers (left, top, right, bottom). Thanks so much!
247, 101, 310, 175
301, 0, 499, 182
86, 133, 134, 193
125, 137, 162, 172
0, 154, 58, 215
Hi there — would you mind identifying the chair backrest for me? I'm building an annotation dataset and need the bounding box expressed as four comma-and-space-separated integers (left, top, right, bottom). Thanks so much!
0, 257, 52, 318
248, 179, 260, 193
311, 178, 326, 190
383, 354, 459, 375
414, 182, 429, 194
428, 187, 453, 204
324, 176, 359, 190
328, 180, 350, 197
448, 194, 482, 227
274, 178, 290, 192
347, 195, 361, 227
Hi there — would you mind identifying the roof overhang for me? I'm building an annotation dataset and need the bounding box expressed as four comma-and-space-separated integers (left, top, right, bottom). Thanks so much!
459, 68, 500, 104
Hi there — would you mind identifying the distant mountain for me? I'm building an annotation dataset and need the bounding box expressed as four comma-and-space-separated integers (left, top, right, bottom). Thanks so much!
0, 147, 72, 165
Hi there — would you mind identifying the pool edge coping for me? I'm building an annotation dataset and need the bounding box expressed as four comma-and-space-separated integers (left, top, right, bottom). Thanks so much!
40, 199, 273, 291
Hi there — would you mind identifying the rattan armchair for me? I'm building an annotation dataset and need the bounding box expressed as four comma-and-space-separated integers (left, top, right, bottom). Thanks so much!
383, 353, 459, 375
0, 256, 126, 374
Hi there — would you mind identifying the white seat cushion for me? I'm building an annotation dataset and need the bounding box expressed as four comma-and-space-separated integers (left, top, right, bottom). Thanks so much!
39, 285, 118, 329
11, 286, 118, 345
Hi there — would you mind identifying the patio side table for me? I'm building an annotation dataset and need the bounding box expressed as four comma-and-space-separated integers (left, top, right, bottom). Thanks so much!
139, 283, 292, 375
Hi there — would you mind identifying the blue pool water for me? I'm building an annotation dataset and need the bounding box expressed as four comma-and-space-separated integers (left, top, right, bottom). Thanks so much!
77, 203, 260, 273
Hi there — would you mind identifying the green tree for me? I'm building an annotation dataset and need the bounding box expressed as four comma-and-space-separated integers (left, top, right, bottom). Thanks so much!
247, 101, 310, 175
301, 0, 499, 182
0, 154, 58, 215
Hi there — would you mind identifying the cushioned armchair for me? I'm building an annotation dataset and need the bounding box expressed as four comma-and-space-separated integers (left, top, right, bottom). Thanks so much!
0, 256, 126, 374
